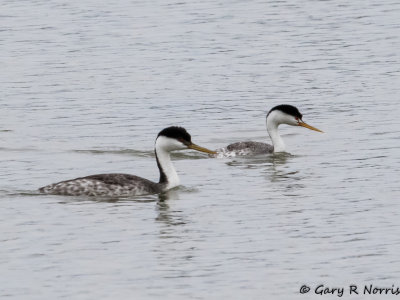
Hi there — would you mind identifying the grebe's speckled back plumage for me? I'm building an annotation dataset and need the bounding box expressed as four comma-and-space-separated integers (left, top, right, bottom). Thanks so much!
39, 126, 216, 197
215, 104, 323, 157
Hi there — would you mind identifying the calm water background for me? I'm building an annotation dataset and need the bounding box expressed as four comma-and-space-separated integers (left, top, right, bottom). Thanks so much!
1, 0, 400, 299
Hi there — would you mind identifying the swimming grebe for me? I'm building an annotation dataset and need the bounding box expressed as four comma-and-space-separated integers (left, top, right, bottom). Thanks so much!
39, 126, 216, 196
215, 104, 323, 157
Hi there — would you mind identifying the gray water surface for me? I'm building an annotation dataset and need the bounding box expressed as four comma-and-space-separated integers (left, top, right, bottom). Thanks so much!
1, 0, 400, 299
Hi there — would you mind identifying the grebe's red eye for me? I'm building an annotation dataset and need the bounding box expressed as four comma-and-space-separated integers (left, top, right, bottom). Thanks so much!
295, 117, 299, 121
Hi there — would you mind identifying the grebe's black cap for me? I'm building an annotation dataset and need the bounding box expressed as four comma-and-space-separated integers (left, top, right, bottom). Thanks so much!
157, 126, 192, 144
267, 104, 302, 119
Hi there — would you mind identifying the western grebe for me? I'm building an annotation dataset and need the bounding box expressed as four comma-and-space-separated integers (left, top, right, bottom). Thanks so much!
39, 126, 216, 196
215, 104, 323, 157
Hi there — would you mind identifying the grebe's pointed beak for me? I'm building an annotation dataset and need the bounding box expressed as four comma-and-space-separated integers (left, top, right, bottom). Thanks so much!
298, 120, 324, 133
187, 143, 217, 155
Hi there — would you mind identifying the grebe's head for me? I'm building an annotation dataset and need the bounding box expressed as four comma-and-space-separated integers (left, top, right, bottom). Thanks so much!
267, 104, 323, 132
156, 126, 216, 154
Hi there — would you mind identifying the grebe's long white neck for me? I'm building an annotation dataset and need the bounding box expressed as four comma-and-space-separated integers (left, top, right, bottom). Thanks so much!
266, 110, 287, 153
155, 136, 180, 190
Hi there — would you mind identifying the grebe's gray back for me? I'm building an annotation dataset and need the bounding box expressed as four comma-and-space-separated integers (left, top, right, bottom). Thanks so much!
214, 105, 323, 157
39, 126, 216, 197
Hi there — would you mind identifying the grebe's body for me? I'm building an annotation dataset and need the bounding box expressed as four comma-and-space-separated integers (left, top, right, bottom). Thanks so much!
216, 142, 273, 157
39, 173, 163, 197
215, 105, 322, 157
39, 127, 216, 197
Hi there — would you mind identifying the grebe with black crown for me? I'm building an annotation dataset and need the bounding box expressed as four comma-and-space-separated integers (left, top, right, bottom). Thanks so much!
215, 104, 323, 157
39, 126, 216, 196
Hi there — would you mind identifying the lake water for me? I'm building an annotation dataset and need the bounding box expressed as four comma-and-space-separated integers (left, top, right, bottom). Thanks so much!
1, 0, 400, 299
